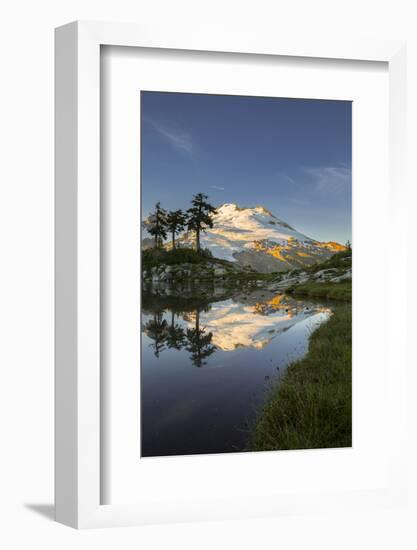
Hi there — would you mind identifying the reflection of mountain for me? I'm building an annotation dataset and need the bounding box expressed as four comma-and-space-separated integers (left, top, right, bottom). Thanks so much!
143, 292, 331, 360
196, 296, 328, 351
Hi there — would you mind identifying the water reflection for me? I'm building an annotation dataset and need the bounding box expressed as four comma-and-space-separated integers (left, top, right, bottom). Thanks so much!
143, 291, 330, 362
144, 307, 217, 367
141, 286, 331, 457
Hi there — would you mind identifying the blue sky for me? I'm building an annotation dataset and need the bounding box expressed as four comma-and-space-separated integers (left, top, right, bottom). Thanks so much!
141, 92, 352, 244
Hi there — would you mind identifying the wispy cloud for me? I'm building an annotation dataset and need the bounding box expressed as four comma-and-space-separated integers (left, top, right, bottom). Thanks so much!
210, 185, 225, 191
143, 115, 194, 153
277, 173, 302, 189
303, 166, 351, 192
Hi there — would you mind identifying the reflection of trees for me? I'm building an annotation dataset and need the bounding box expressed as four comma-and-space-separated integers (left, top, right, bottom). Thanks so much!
144, 311, 168, 357
166, 311, 186, 351
143, 305, 217, 367
185, 309, 217, 368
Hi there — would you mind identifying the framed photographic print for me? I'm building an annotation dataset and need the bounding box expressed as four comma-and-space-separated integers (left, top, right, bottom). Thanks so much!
55, 21, 407, 528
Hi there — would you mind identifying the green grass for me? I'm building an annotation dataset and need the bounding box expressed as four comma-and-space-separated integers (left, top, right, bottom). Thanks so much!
287, 281, 352, 302
249, 304, 352, 451
142, 247, 213, 269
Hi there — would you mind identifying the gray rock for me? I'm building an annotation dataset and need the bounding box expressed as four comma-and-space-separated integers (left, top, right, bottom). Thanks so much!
313, 268, 337, 279
329, 271, 352, 283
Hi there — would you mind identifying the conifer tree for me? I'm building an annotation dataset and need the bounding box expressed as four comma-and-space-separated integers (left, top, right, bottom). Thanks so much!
166, 209, 187, 250
147, 202, 167, 249
186, 193, 216, 252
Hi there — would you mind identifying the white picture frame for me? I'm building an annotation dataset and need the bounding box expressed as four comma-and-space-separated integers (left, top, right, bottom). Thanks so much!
55, 21, 407, 529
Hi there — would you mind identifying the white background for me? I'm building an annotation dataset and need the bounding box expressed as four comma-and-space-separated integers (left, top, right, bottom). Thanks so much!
0, 0, 416, 548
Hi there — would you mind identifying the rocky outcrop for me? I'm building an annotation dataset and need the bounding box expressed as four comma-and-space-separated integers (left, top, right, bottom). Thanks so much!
142, 253, 352, 293
265, 264, 351, 292
142, 260, 246, 284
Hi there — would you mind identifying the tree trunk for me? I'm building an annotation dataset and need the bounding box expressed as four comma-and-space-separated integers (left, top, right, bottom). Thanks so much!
172, 232, 175, 250
154, 234, 158, 249
196, 229, 200, 252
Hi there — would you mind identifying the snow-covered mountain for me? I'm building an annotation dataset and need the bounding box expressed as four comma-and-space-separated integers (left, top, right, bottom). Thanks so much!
143, 203, 345, 272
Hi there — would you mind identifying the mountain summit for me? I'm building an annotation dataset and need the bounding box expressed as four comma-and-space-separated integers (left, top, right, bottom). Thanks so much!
143, 202, 345, 272
201, 203, 309, 257
197, 203, 344, 272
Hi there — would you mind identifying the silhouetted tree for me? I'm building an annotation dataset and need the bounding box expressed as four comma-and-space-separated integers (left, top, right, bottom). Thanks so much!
187, 193, 216, 252
166, 209, 187, 250
147, 202, 167, 249
345, 240, 352, 251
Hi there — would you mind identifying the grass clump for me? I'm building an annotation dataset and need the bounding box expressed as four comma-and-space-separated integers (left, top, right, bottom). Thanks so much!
288, 281, 352, 302
307, 249, 352, 273
249, 304, 352, 451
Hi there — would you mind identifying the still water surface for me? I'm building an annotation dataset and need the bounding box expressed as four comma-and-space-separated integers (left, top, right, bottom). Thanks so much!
141, 286, 331, 457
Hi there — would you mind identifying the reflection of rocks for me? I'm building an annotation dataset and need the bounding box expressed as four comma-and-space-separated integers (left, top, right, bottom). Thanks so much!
142, 280, 240, 304
232, 289, 277, 305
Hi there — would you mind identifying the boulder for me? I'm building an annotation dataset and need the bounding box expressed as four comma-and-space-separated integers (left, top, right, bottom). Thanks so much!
214, 267, 227, 277
313, 268, 337, 279
329, 271, 352, 283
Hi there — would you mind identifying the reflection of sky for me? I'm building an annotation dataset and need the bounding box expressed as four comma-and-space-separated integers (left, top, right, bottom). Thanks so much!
141, 92, 352, 244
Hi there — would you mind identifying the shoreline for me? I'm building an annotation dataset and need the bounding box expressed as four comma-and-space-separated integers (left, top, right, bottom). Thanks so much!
248, 300, 352, 452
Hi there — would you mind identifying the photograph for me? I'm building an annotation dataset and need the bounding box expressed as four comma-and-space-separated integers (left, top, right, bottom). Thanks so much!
140, 91, 352, 458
